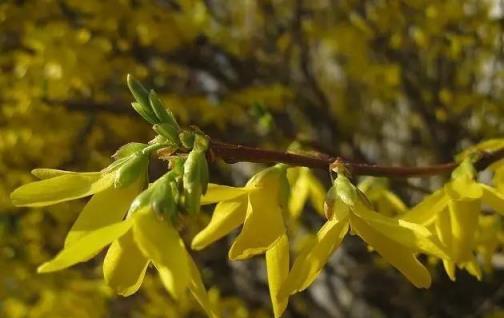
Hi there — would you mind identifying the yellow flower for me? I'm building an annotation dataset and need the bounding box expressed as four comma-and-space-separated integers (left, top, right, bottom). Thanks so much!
358, 177, 407, 217
11, 167, 146, 244
287, 167, 326, 218
192, 165, 290, 318
400, 160, 504, 280
475, 215, 503, 272
280, 174, 448, 296
37, 207, 217, 318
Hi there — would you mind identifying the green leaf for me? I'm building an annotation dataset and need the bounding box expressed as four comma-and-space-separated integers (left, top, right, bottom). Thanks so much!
149, 90, 180, 128
131, 102, 158, 125
127, 74, 158, 124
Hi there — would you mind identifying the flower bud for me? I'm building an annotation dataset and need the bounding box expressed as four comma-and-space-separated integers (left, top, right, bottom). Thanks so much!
114, 153, 148, 188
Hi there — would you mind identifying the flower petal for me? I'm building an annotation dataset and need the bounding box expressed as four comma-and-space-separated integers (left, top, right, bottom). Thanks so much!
201, 184, 249, 205
31, 168, 101, 179
308, 173, 326, 216
37, 219, 134, 273
350, 214, 432, 288
191, 197, 247, 250
280, 218, 349, 295
266, 234, 290, 318
288, 168, 311, 218
481, 184, 504, 215
133, 209, 190, 299
229, 188, 286, 260
353, 201, 449, 259
11, 173, 113, 207
65, 180, 143, 247
443, 260, 456, 281
103, 230, 149, 296
448, 198, 480, 262
400, 189, 448, 225
187, 255, 219, 318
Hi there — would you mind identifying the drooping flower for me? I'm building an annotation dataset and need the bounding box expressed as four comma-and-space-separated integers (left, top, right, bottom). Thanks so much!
280, 173, 449, 296
358, 177, 407, 217
400, 159, 504, 280
191, 164, 290, 318
37, 207, 217, 318
475, 215, 503, 272
287, 167, 326, 218
10, 143, 150, 246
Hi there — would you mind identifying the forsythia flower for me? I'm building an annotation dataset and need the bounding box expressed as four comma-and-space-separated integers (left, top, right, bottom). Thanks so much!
401, 159, 504, 280
9, 148, 217, 317
10, 167, 145, 246
280, 174, 449, 297
475, 215, 503, 273
36, 207, 216, 317
358, 177, 407, 217
191, 165, 290, 318
287, 167, 326, 218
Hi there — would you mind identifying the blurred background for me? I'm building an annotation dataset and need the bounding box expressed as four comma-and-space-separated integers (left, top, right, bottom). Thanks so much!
1, 0, 504, 317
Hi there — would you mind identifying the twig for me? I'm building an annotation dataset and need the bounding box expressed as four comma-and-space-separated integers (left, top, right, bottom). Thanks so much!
157, 139, 504, 178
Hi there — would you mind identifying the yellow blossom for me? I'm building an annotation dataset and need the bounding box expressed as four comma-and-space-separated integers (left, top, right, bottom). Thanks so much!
287, 167, 326, 218
37, 207, 217, 317
280, 174, 448, 296
400, 159, 504, 280
192, 165, 290, 318
358, 177, 407, 217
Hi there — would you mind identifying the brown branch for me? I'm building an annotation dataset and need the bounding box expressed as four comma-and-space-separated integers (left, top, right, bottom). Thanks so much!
159, 139, 504, 178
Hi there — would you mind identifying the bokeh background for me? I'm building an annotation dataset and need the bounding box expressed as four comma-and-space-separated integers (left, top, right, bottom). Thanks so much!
1, 0, 504, 317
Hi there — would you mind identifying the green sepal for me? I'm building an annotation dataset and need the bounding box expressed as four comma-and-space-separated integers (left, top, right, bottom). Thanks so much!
114, 153, 149, 188
183, 149, 204, 214
199, 155, 209, 195
149, 90, 180, 129
131, 102, 158, 125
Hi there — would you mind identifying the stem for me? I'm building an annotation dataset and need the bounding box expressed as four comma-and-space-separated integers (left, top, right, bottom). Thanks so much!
157, 139, 504, 178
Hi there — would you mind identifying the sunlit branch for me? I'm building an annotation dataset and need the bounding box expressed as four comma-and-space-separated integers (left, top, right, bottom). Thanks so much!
159, 139, 504, 178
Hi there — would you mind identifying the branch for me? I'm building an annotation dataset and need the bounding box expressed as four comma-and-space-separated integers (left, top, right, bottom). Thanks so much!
159, 139, 504, 178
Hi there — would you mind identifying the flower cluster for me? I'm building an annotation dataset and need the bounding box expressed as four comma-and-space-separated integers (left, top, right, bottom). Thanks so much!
10, 77, 504, 318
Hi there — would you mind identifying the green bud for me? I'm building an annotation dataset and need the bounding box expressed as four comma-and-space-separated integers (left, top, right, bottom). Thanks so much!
193, 134, 209, 151
131, 102, 158, 125
114, 153, 148, 188
151, 179, 177, 219
152, 123, 180, 145
199, 155, 209, 195
183, 149, 204, 214
179, 130, 195, 148
149, 90, 180, 129
129, 186, 154, 215
128, 169, 180, 216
